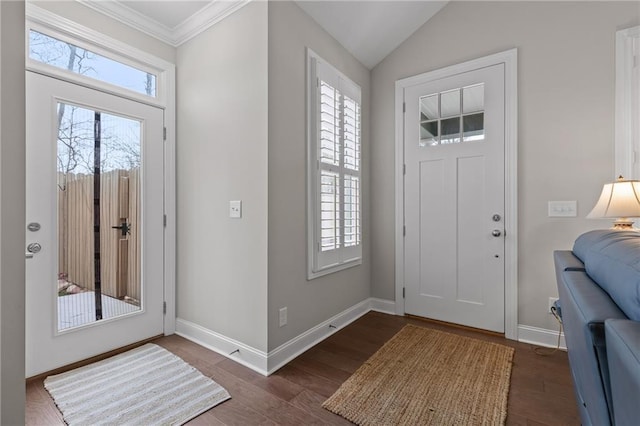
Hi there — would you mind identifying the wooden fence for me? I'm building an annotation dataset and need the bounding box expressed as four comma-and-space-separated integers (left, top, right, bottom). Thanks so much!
58, 168, 140, 301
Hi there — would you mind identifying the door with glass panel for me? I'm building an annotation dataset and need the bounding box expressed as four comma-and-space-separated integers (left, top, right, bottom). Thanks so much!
25, 71, 164, 377
403, 64, 505, 333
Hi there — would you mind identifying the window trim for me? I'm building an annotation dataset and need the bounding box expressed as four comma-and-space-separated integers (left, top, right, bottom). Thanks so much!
306, 48, 362, 280
615, 25, 640, 179
26, 6, 169, 108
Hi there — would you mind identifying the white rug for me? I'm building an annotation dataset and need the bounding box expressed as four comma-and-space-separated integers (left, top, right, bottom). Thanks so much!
44, 343, 231, 426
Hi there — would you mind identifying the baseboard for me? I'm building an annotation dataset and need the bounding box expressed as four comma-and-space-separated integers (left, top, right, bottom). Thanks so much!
175, 318, 269, 375
267, 298, 376, 374
370, 297, 397, 315
178, 302, 567, 377
518, 324, 566, 350
176, 297, 398, 377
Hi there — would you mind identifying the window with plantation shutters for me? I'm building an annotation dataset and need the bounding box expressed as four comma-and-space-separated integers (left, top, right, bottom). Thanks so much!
307, 49, 362, 279
615, 26, 640, 179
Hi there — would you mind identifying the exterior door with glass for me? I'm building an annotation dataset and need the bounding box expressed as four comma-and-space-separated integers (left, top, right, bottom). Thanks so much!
403, 64, 506, 333
26, 71, 165, 377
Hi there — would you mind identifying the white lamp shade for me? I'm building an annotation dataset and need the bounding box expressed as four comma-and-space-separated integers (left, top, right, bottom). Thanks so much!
587, 180, 640, 219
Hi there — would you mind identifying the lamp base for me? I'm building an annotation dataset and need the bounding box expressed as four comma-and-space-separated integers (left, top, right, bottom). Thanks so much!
612, 223, 635, 230
612, 218, 636, 230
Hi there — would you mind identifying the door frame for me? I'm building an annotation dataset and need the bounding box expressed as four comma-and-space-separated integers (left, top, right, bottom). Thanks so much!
394, 49, 518, 340
25, 4, 177, 335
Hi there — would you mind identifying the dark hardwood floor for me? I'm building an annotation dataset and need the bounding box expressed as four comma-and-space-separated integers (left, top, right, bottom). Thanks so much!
26, 312, 580, 425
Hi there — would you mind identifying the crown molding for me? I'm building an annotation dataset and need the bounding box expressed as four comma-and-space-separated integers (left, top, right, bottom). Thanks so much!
76, 0, 250, 47
173, 0, 251, 46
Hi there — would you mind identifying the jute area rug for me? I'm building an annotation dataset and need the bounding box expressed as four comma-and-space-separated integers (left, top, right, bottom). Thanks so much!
44, 343, 230, 426
323, 324, 515, 425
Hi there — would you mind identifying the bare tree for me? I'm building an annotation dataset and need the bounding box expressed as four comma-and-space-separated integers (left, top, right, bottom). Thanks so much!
30, 31, 143, 183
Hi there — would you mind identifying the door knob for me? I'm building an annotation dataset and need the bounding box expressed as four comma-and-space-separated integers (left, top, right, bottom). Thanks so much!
27, 242, 42, 253
491, 229, 502, 237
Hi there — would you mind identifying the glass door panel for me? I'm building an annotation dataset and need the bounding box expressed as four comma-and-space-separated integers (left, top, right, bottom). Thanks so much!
56, 102, 142, 332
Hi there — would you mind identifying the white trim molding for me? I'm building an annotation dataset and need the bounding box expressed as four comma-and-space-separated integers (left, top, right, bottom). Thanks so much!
176, 318, 269, 375
178, 298, 568, 377
518, 324, 566, 350
77, 0, 250, 47
306, 48, 363, 280
394, 49, 519, 340
370, 298, 397, 315
615, 26, 640, 179
26, 4, 177, 335
26, 4, 173, 107
176, 298, 396, 376
267, 299, 372, 374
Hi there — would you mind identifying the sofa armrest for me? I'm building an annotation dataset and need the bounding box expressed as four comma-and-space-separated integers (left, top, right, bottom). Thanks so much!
559, 271, 627, 425
553, 251, 585, 320
554, 250, 586, 271
606, 319, 640, 426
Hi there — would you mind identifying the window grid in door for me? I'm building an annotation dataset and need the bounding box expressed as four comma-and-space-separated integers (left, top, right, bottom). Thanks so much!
419, 83, 485, 147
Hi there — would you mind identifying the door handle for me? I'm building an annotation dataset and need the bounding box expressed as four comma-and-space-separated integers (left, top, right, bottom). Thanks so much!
111, 222, 131, 237
26, 242, 42, 259
491, 229, 502, 237
27, 242, 42, 253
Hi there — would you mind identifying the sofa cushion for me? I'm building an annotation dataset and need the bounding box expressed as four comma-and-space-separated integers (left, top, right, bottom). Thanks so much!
573, 230, 640, 321
572, 230, 622, 262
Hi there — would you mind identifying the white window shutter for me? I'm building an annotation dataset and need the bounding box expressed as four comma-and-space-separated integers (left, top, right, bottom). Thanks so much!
307, 49, 362, 278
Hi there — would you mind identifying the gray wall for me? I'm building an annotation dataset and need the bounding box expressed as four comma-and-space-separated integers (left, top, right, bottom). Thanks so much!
371, 1, 640, 331
176, 1, 269, 351
0, 1, 25, 423
267, 1, 371, 351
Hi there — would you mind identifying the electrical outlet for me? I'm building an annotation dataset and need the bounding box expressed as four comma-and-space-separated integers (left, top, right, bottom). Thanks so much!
548, 297, 559, 314
279, 307, 287, 327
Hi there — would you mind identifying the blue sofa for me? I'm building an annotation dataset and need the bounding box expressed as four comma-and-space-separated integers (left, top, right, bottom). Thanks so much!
554, 230, 640, 426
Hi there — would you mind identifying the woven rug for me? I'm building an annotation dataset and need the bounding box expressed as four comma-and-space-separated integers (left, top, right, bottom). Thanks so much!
323, 324, 514, 425
44, 343, 230, 426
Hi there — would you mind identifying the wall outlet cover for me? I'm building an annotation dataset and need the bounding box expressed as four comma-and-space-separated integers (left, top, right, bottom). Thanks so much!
279, 307, 287, 327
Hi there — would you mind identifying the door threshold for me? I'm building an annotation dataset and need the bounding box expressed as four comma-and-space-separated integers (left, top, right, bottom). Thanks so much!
405, 314, 505, 338
26, 334, 163, 382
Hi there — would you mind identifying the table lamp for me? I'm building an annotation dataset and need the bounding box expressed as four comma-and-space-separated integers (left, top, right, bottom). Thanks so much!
587, 176, 640, 229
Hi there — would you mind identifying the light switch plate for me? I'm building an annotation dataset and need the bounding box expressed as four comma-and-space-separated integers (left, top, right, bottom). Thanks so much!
548, 201, 577, 217
229, 200, 242, 218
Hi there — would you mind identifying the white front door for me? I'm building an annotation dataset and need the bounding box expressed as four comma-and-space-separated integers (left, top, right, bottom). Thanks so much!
403, 64, 505, 333
26, 71, 165, 377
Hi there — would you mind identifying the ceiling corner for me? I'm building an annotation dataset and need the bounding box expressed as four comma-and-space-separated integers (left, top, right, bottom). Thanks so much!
76, 0, 251, 47
172, 0, 251, 46
77, 0, 175, 45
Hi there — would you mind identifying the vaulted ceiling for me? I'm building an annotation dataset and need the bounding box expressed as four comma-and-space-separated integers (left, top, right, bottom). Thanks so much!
79, 0, 447, 69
